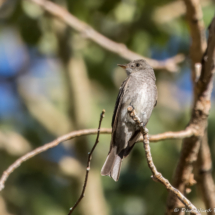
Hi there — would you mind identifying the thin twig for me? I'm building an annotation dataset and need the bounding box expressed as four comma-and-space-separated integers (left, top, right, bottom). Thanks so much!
127, 106, 201, 215
0, 126, 196, 192
68, 109, 105, 215
27, 0, 184, 72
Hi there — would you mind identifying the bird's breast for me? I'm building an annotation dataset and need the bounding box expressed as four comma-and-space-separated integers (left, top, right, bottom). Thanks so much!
120, 78, 156, 125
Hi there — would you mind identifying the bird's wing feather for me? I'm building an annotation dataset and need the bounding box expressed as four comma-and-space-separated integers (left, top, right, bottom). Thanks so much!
154, 85, 158, 107
111, 76, 130, 128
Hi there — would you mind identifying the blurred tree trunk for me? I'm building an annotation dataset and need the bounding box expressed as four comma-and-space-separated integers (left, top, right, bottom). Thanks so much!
55, 20, 108, 215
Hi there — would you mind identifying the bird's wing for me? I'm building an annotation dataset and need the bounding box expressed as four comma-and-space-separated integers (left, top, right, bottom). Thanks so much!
154, 85, 158, 107
111, 76, 130, 128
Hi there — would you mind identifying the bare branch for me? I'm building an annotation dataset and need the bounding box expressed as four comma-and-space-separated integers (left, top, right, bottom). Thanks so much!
0, 125, 196, 192
183, 0, 207, 81
166, 16, 215, 214
139, 126, 196, 142
166, 1, 215, 214
127, 106, 200, 215
27, 0, 184, 72
195, 131, 215, 212
68, 110, 105, 215
0, 128, 109, 192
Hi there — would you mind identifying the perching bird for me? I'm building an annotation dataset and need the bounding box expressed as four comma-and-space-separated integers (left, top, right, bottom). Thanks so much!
101, 59, 157, 181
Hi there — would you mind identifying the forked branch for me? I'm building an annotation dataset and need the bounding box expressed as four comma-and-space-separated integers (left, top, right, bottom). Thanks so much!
127, 106, 201, 215
166, 16, 215, 214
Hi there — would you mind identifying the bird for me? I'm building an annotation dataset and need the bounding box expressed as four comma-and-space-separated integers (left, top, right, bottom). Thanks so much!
101, 59, 157, 181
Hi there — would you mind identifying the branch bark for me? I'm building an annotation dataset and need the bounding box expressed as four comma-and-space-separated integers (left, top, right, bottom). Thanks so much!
183, 0, 207, 81
27, 0, 184, 72
195, 130, 215, 214
169, 1, 215, 214
166, 16, 215, 214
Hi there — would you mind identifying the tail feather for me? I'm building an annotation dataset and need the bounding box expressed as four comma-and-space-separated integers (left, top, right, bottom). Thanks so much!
110, 155, 122, 181
101, 147, 122, 181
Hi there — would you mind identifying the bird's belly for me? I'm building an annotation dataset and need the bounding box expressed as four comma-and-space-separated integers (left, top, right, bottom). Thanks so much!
120, 85, 154, 125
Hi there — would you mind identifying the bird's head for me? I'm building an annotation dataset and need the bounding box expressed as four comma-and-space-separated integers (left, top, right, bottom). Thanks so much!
118, 59, 153, 75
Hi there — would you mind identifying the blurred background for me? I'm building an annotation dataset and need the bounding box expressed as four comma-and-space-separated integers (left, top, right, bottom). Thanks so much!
0, 0, 215, 215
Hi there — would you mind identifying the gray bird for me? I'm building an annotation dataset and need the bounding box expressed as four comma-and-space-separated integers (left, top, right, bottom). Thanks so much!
101, 59, 157, 181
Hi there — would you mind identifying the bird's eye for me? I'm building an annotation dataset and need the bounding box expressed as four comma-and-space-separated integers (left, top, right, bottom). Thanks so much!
136, 63, 140, 67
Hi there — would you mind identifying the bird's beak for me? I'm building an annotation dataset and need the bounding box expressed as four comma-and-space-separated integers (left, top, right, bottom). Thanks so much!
117, 64, 127, 69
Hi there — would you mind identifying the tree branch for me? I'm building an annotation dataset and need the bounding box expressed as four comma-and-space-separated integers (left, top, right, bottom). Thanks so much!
167, 1, 215, 214
0, 126, 196, 192
166, 16, 215, 214
140, 126, 196, 142
195, 130, 215, 213
27, 0, 184, 72
183, 0, 207, 81
68, 110, 105, 215
127, 106, 200, 215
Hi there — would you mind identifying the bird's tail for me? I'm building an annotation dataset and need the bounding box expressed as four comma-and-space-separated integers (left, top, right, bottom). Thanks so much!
101, 147, 122, 181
